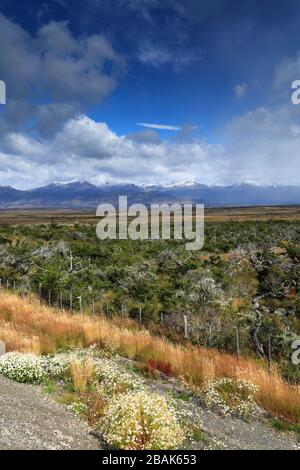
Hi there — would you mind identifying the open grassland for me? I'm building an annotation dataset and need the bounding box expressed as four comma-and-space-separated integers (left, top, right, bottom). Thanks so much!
1, 205, 300, 225
0, 291, 299, 424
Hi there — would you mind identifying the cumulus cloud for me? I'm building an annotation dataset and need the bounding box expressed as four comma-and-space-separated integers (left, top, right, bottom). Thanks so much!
223, 104, 300, 184
0, 13, 125, 136
125, 129, 161, 144
37, 21, 125, 101
1, 104, 300, 188
1, 11, 300, 189
0, 115, 226, 189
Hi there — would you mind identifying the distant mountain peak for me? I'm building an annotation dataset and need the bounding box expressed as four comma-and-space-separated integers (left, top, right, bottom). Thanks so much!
53, 179, 96, 187
0, 181, 300, 209
159, 180, 202, 189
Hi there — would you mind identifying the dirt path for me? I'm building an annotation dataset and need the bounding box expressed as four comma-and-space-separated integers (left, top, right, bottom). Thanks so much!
0, 376, 101, 450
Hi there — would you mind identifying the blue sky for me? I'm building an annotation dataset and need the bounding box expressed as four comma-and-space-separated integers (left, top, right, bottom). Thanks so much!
1, 0, 300, 188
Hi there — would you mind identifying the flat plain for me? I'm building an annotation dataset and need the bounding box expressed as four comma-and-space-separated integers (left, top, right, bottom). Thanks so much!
1, 205, 300, 225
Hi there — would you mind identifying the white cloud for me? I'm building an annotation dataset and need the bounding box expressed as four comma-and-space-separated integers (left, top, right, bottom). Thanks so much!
233, 83, 247, 99
1, 105, 300, 188
137, 42, 202, 71
0, 115, 226, 189
125, 129, 160, 144
223, 104, 300, 184
137, 122, 182, 131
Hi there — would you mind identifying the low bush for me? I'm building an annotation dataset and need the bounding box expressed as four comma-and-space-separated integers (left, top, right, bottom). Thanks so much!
101, 390, 185, 450
202, 378, 258, 417
40, 353, 76, 379
0, 352, 45, 383
94, 358, 144, 396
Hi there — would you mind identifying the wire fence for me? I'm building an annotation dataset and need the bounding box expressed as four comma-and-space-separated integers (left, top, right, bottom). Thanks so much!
0, 276, 275, 366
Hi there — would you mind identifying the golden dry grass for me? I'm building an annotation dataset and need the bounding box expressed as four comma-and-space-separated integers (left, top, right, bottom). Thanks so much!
0, 291, 299, 423
70, 357, 94, 392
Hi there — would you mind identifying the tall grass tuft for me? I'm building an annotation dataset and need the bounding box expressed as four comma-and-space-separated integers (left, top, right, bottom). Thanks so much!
70, 357, 94, 393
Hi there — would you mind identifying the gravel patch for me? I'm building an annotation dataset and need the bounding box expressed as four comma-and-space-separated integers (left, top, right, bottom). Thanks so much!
198, 406, 300, 450
0, 376, 102, 450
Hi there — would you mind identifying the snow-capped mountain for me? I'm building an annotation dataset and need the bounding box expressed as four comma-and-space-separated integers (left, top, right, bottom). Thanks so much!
1, 181, 300, 208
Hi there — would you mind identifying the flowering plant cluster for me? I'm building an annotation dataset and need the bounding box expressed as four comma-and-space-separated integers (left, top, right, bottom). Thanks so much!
94, 358, 144, 396
0, 352, 45, 383
40, 353, 79, 379
202, 378, 258, 417
68, 401, 88, 416
101, 390, 185, 450
0, 351, 80, 383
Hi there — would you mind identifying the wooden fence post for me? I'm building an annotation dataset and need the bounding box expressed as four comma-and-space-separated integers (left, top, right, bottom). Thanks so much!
48, 290, 51, 306
160, 312, 164, 327
268, 336, 272, 373
209, 323, 212, 348
183, 315, 188, 338
236, 327, 240, 359
78, 296, 83, 314
139, 307, 142, 326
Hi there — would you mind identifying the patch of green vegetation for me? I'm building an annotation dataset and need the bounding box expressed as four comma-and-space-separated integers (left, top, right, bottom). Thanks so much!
42, 379, 57, 395
170, 390, 191, 402
124, 363, 144, 376
58, 391, 78, 406
62, 380, 76, 394
269, 418, 300, 441
190, 426, 210, 443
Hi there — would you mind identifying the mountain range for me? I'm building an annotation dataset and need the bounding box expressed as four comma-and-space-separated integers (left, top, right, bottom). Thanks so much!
1, 181, 300, 209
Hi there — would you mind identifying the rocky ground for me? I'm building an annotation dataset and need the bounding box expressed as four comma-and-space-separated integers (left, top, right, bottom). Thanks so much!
0, 376, 101, 450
